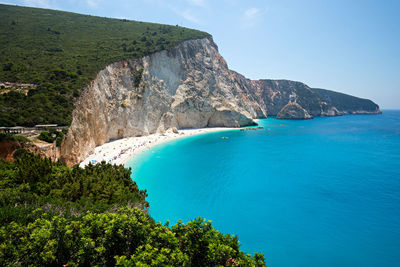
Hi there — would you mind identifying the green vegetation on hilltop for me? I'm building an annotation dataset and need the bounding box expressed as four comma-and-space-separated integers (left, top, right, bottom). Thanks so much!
0, 4, 209, 126
311, 88, 380, 113
0, 151, 266, 266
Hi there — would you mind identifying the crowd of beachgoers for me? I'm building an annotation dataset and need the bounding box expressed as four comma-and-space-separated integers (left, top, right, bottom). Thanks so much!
79, 127, 235, 167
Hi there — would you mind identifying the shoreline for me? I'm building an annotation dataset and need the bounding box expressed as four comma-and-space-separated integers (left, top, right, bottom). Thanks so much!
79, 127, 236, 167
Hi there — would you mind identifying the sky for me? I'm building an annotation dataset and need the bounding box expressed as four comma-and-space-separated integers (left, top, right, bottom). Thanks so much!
2, 0, 400, 108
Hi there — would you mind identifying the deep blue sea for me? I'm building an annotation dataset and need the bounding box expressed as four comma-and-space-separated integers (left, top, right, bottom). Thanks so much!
126, 110, 400, 266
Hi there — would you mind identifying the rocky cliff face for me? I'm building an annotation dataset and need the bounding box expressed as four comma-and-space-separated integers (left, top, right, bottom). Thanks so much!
248, 79, 381, 119
61, 37, 262, 166
61, 37, 381, 166
250, 79, 341, 117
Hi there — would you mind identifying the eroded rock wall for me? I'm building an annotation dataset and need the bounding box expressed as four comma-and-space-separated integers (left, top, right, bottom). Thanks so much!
61, 37, 263, 166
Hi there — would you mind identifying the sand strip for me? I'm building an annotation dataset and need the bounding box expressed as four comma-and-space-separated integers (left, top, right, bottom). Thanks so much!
79, 127, 236, 167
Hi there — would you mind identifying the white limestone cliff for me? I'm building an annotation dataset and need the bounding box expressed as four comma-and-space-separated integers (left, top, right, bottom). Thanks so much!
61, 37, 262, 166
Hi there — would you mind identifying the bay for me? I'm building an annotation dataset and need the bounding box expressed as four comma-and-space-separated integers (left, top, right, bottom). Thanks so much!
126, 110, 400, 266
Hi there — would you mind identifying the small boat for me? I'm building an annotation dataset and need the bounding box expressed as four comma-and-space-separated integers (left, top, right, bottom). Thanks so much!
222, 136, 228, 139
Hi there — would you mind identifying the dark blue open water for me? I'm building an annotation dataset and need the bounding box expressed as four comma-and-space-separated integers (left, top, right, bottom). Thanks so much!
126, 110, 400, 266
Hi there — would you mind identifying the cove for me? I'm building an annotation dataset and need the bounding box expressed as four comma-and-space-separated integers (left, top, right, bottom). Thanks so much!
126, 111, 400, 266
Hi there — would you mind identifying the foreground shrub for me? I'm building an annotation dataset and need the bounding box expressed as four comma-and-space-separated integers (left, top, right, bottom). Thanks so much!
0, 151, 148, 224
0, 208, 266, 266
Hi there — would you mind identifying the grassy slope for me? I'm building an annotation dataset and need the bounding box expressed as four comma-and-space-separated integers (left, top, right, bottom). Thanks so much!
0, 4, 209, 126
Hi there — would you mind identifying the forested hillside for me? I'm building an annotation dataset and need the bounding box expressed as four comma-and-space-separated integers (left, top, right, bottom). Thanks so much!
0, 4, 209, 126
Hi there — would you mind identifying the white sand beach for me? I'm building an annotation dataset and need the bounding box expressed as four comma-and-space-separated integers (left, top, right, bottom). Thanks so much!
79, 127, 236, 167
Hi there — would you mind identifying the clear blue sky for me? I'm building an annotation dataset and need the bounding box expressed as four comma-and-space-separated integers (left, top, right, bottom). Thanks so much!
2, 0, 400, 108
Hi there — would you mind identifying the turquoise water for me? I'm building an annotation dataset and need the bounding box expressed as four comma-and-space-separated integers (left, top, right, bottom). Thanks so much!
126, 111, 400, 266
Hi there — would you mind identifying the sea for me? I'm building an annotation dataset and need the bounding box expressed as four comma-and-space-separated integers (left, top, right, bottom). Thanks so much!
126, 110, 400, 266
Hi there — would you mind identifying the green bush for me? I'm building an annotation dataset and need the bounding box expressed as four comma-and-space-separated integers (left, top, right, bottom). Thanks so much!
37, 131, 53, 143
0, 208, 265, 266
0, 133, 30, 143
12, 135, 31, 143
37, 130, 65, 146
56, 135, 63, 146
133, 68, 144, 88
0, 151, 148, 225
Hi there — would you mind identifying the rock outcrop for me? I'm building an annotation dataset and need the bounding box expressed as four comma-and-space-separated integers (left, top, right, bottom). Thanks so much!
276, 102, 313, 119
61, 37, 381, 166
